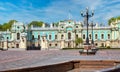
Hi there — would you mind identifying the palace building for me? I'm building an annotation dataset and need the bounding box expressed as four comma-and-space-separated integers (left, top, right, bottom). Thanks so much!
0, 19, 120, 50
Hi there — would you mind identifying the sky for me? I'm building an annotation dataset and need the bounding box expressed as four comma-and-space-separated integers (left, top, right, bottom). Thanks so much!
0, 0, 120, 25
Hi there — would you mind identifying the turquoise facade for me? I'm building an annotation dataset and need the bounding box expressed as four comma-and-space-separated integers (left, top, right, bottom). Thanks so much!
0, 20, 120, 49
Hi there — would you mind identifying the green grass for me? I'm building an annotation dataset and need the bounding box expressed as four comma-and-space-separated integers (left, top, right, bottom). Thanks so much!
62, 48, 83, 50
98, 47, 120, 50
62, 47, 120, 50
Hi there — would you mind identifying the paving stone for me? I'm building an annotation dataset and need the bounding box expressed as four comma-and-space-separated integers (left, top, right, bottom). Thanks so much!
0, 50, 120, 71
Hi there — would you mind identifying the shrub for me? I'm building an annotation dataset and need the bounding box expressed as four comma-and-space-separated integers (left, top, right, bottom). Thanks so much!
106, 46, 111, 48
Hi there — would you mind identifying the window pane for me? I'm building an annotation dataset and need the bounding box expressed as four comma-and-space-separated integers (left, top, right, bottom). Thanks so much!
101, 34, 104, 39
55, 35, 57, 39
95, 34, 97, 39
108, 34, 110, 39
38, 35, 40, 40
83, 34, 85, 39
32, 35, 34, 40
49, 35, 51, 40
89, 34, 91, 39
17, 33, 20, 40
61, 35, 64, 39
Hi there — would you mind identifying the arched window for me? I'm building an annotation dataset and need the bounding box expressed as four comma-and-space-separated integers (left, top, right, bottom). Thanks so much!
89, 34, 91, 39
49, 35, 51, 40
76, 34, 78, 38
17, 33, 20, 40
61, 34, 64, 39
32, 35, 34, 40
101, 43, 104, 47
101, 34, 104, 39
83, 34, 85, 39
55, 35, 57, 39
68, 32, 71, 39
108, 34, 110, 39
49, 44, 51, 47
38, 35, 40, 40
55, 44, 57, 46
95, 34, 98, 39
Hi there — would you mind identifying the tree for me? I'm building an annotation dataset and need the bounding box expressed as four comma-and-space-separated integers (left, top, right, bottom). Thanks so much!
8, 20, 17, 29
108, 16, 120, 25
45, 23, 50, 27
108, 17, 116, 25
117, 16, 120, 20
0, 24, 2, 31
75, 37, 83, 48
0, 20, 17, 31
53, 22, 59, 27
28, 21, 43, 27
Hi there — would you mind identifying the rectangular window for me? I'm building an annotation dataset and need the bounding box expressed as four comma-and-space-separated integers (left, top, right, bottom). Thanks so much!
76, 34, 78, 38
61, 35, 64, 39
17, 33, 20, 40
49, 35, 51, 40
95, 34, 97, 39
55, 35, 57, 39
101, 34, 104, 39
83, 34, 85, 39
38, 35, 40, 40
32, 35, 34, 40
89, 34, 91, 39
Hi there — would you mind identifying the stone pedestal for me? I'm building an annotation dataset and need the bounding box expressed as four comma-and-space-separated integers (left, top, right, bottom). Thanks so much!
79, 45, 96, 55
91, 44, 95, 49
84, 45, 91, 51
83, 45, 92, 54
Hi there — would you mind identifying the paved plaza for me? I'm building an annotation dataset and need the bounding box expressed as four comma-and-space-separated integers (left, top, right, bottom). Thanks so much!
0, 49, 120, 71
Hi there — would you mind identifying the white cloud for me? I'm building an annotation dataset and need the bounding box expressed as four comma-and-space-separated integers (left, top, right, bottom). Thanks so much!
0, 0, 120, 25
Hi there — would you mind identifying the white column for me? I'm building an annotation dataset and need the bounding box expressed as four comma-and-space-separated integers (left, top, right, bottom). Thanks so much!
3, 41, 7, 50
41, 36, 48, 50
61, 40, 65, 49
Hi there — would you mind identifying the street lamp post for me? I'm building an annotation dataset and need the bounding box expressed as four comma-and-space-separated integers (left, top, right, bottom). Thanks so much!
81, 7, 94, 45
80, 7, 94, 55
